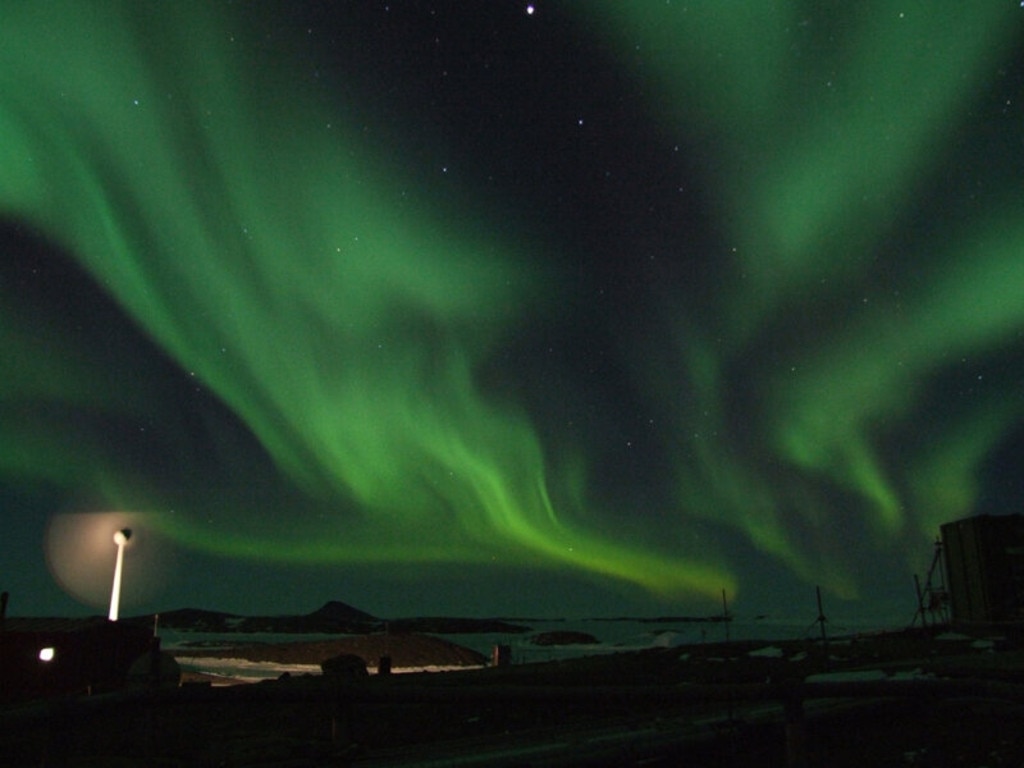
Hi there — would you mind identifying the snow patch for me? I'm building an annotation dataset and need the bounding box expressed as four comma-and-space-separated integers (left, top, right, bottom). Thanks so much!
180, 656, 320, 678
748, 645, 784, 658
806, 669, 888, 683
890, 667, 934, 681
177, 655, 483, 683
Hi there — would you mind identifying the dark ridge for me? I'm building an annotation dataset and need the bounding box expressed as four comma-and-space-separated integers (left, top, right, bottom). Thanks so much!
128, 602, 380, 634
125, 608, 241, 633
127, 602, 533, 635
587, 615, 733, 624
385, 617, 532, 635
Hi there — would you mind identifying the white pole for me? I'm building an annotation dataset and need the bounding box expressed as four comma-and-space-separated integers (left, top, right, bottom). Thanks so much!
108, 529, 130, 621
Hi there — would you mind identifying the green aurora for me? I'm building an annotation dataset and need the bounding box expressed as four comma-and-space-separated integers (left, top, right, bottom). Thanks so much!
2, 1, 1024, 614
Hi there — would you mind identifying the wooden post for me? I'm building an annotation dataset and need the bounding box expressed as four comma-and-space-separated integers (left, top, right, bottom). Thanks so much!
492, 644, 511, 667
913, 573, 927, 628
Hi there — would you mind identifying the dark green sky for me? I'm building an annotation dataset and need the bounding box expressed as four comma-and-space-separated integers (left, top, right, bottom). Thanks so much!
2, 1, 1023, 622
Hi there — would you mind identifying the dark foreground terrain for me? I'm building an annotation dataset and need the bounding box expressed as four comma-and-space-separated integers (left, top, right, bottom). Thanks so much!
3, 627, 1024, 766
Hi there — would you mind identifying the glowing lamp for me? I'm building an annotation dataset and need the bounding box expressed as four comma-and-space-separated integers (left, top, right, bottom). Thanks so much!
38, 647, 55, 662
108, 528, 132, 621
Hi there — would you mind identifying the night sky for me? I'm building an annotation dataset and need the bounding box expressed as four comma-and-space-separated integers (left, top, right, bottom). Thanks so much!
3, 1, 1024, 623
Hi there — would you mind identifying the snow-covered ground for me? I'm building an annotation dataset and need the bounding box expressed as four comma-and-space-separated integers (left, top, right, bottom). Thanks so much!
164, 615, 905, 682
179, 656, 323, 683
177, 655, 476, 683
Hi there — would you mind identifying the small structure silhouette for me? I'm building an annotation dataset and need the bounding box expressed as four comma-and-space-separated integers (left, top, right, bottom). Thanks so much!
941, 514, 1024, 625
0, 610, 153, 701
320, 652, 368, 682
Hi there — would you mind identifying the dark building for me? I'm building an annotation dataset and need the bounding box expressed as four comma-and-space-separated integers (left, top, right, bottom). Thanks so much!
0, 615, 154, 702
941, 514, 1024, 625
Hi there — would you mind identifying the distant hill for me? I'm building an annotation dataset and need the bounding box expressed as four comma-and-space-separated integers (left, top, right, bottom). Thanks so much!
305, 600, 377, 624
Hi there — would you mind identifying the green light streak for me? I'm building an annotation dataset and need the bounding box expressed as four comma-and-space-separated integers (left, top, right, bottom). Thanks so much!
4, 1, 1024, 609
0, 2, 730, 603
591, 1, 1016, 326
591, 1, 1024, 597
